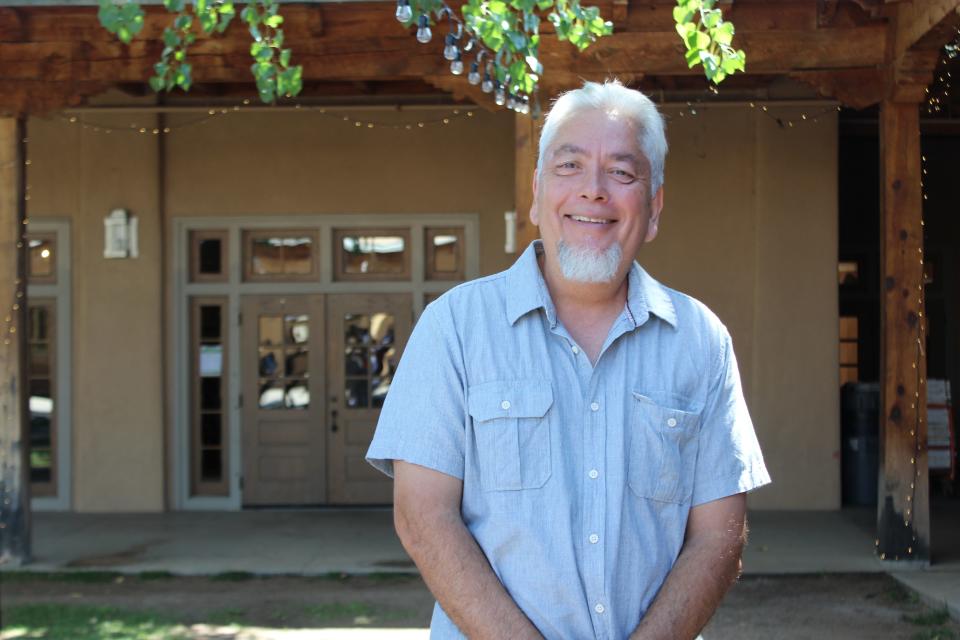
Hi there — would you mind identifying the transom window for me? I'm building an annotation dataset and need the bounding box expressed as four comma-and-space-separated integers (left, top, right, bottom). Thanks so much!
334, 228, 411, 281
243, 230, 317, 282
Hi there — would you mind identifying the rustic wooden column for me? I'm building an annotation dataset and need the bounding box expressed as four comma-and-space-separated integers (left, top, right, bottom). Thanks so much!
877, 99, 929, 564
514, 112, 540, 255
0, 115, 31, 566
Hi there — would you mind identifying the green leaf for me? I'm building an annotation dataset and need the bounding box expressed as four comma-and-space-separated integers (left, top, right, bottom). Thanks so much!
174, 13, 192, 30
163, 27, 181, 47
149, 75, 165, 92
713, 21, 734, 46
264, 14, 283, 28
684, 47, 700, 68
672, 6, 694, 24
280, 48, 291, 67
701, 8, 721, 29
163, 0, 184, 11
118, 25, 131, 43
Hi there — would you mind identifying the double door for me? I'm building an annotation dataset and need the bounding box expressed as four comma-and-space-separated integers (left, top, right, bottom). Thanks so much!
240, 293, 411, 506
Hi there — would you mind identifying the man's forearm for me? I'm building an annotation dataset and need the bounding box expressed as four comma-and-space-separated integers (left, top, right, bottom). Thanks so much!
629, 530, 744, 640
397, 508, 543, 640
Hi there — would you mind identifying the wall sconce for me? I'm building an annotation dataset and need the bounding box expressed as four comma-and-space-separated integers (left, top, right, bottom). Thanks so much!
103, 208, 139, 259
504, 210, 516, 253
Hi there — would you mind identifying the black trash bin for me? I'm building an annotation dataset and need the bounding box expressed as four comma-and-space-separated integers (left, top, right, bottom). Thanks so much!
841, 382, 880, 506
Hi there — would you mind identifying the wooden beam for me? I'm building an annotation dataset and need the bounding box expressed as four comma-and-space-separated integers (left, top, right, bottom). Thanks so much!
877, 99, 929, 565
0, 115, 31, 567
894, 0, 960, 59
789, 68, 884, 108
514, 113, 539, 256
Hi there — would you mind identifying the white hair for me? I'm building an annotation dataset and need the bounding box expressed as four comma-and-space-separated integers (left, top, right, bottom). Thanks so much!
536, 80, 668, 194
556, 240, 623, 283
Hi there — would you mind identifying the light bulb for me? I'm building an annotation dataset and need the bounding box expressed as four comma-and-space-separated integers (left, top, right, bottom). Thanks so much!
416, 15, 432, 43
495, 84, 506, 106
464, 38, 476, 52
443, 34, 458, 61
468, 62, 481, 85
450, 55, 464, 75
395, 0, 412, 23
481, 74, 493, 93
507, 94, 516, 110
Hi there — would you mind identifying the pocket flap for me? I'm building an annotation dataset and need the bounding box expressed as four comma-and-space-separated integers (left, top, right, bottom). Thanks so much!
631, 391, 700, 430
468, 380, 554, 422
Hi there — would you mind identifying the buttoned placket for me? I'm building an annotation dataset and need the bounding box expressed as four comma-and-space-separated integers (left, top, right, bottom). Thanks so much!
584, 360, 610, 639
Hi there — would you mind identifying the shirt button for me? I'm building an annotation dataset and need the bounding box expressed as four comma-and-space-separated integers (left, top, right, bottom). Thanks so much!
501, 400, 511, 410
594, 604, 605, 614
572, 345, 580, 354
667, 417, 678, 427
590, 402, 600, 412
588, 469, 599, 479
589, 534, 599, 544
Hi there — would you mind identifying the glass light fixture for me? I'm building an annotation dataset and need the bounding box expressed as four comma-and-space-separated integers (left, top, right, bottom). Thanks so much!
450, 52, 464, 75
481, 73, 494, 93
416, 15, 432, 44
443, 34, 458, 61
395, 0, 412, 23
495, 84, 506, 106
467, 61, 481, 85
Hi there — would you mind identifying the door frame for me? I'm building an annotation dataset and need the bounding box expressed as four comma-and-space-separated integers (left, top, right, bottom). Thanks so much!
171, 214, 480, 510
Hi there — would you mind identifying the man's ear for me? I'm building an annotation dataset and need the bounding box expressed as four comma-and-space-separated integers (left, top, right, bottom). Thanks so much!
529, 173, 540, 226
644, 186, 664, 243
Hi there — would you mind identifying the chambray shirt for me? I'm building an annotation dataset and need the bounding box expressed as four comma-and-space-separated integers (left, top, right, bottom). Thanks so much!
367, 240, 771, 640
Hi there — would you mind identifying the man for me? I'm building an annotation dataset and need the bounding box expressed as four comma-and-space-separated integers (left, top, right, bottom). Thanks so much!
367, 80, 771, 640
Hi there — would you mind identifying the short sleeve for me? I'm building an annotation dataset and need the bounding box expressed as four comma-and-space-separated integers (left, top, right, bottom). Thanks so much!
690, 329, 771, 506
366, 300, 467, 480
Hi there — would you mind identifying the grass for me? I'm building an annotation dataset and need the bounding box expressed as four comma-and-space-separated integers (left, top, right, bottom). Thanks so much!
208, 571, 258, 582
0, 604, 189, 640
912, 629, 957, 640
905, 608, 953, 627
302, 601, 417, 625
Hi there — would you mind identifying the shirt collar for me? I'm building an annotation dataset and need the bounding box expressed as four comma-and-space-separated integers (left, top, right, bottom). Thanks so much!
505, 240, 678, 330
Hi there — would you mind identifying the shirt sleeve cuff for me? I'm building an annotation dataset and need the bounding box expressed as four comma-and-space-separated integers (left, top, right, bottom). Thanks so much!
365, 450, 465, 482
691, 459, 771, 507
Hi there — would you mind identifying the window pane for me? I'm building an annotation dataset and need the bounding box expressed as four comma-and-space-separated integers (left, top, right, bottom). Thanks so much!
30, 306, 49, 342
198, 239, 222, 274
433, 234, 459, 273
345, 314, 370, 346
200, 306, 221, 340
199, 344, 223, 377
259, 316, 283, 346
28, 238, 55, 278
30, 456, 52, 484
341, 235, 406, 275
29, 343, 50, 377
345, 348, 368, 375
258, 348, 282, 377
285, 315, 309, 344
201, 449, 222, 481
201, 413, 222, 446
30, 412, 51, 449
251, 235, 313, 276
259, 380, 284, 410
285, 380, 309, 409
201, 377, 221, 410
285, 348, 308, 377
345, 378, 368, 408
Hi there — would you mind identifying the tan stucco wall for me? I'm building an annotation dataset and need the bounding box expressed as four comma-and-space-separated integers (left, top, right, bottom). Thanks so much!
642, 106, 840, 510
27, 95, 166, 512
27, 98, 838, 512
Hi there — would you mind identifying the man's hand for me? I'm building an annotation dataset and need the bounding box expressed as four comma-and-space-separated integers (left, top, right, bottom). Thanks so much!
629, 493, 748, 640
393, 460, 544, 640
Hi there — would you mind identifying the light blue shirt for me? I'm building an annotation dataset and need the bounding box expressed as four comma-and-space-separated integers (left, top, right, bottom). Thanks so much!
367, 240, 771, 640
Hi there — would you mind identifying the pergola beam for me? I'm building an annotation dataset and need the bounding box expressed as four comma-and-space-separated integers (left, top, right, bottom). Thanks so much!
894, 0, 960, 59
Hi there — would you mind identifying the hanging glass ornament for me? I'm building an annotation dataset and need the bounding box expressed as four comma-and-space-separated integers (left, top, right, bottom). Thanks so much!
481, 73, 494, 93
451, 51, 464, 75
443, 34, 459, 61
468, 61, 481, 85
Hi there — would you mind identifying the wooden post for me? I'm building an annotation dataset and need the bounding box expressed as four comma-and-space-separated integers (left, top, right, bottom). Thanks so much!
0, 115, 31, 566
514, 112, 540, 256
877, 99, 929, 564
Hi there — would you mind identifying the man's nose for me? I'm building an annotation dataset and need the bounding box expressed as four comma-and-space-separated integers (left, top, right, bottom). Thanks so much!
579, 168, 609, 201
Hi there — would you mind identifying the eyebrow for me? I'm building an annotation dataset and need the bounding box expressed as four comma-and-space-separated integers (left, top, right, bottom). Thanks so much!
552, 144, 640, 167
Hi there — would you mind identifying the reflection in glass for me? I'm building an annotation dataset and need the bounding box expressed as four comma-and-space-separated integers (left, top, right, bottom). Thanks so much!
285, 380, 309, 409
29, 238, 55, 278
345, 378, 368, 408
285, 348, 308, 377
259, 316, 283, 346
372, 376, 390, 408
30, 306, 48, 342
30, 455, 52, 483
199, 344, 223, 377
259, 380, 284, 409
341, 235, 406, 275
285, 315, 309, 344
30, 343, 50, 377
198, 238, 222, 274
201, 413, 222, 446
258, 348, 281, 377
201, 449, 222, 480
345, 314, 370, 346
201, 377, 221, 410
200, 305, 221, 340
251, 236, 313, 275
433, 234, 459, 273
345, 348, 367, 375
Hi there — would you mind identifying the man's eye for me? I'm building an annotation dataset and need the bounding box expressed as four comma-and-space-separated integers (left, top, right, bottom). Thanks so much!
557, 161, 577, 169
611, 169, 635, 180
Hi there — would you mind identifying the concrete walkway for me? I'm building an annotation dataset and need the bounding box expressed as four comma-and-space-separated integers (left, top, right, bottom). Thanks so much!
13, 507, 960, 619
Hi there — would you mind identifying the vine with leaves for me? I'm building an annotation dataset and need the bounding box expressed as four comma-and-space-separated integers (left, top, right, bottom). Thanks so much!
97, 0, 744, 106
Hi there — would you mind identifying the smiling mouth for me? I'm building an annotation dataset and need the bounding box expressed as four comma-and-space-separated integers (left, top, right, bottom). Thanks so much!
566, 214, 615, 225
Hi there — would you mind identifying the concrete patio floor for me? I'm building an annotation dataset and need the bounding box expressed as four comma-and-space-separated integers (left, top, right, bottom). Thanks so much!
11, 505, 960, 620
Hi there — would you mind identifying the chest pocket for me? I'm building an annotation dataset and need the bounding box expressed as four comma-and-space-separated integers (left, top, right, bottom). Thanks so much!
467, 380, 553, 492
629, 392, 701, 504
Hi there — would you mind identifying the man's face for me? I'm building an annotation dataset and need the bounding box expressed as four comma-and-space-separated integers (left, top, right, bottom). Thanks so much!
530, 108, 663, 283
